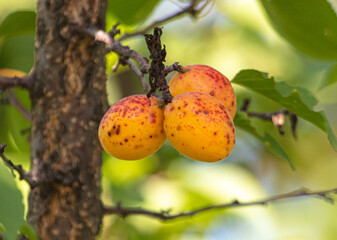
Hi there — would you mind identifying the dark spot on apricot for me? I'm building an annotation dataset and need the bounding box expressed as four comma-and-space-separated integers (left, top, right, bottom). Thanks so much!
227, 134, 230, 139
178, 107, 181, 110
210, 92, 214, 96
197, 98, 201, 101
171, 134, 174, 137
231, 101, 234, 106
124, 139, 128, 142
116, 128, 120, 135
220, 105, 225, 110
133, 135, 135, 138
214, 132, 217, 135
232, 128, 235, 133
150, 135, 153, 138
113, 126, 116, 129
141, 109, 144, 112
120, 142, 123, 145
177, 125, 181, 131
151, 119, 155, 123
202, 147, 205, 149
108, 131, 111, 137
204, 110, 208, 114
151, 113, 155, 117
170, 107, 174, 110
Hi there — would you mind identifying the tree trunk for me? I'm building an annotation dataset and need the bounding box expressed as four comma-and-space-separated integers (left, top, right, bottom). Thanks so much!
28, 0, 107, 239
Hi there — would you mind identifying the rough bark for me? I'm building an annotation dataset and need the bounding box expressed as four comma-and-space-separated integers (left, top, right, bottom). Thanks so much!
28, 0, 108, 239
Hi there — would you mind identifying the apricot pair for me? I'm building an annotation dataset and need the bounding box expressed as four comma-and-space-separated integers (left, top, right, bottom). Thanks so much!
98, 64, 236, 162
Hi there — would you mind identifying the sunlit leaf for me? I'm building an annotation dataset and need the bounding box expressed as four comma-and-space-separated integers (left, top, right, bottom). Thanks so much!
0, 11, 36, 39
259, 0, 337, 60
0, 161, 25, 240
232, 69, 337, 151
107, 0, 161, 26
20, 222, 38, 240
234, 112, 293, 169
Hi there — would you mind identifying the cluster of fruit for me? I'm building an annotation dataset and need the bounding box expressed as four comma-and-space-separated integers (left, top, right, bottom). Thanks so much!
98, 64, 236, 162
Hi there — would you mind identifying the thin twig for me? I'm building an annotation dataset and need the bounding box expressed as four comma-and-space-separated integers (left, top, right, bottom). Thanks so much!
118, 0, 210, 41
103, 187, 337, 220
125, 59, 151, 92
240, 98, 298, 137
5, 89, 32, 121
163, 62, 188, 76
0, 75, 32, 91
0, 143, 37, 188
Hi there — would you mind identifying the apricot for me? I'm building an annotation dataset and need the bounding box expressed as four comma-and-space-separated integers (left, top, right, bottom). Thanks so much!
98, 95, 166, 160
168, 64, 237, 118
164, 92, 235, 162
0, 68, 26, 77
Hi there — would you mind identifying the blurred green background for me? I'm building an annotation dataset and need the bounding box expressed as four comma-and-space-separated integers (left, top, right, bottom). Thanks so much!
1, 0, 337, 239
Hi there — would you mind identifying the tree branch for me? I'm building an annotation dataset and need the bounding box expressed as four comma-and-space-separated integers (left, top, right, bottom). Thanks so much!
70, 26, 187, 95
0, 75, 32, 91
0, 143, 37, 188
118, 0, 211, 41
70, 26, 150, 72
5, 90, 32, 121
103, 187, 337, 220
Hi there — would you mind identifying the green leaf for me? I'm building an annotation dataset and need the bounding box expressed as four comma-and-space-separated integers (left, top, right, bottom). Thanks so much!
234, 112, 294, 169
320, 64, 337, 90
259, 0, 337, 60
107, 0, 161, 25
0, 222, 4, 233
0, 92, 31, 154
0, 34, 35, 72
0, 161, 25, 240
232, 69, 337, 151
0, 11, 36, 39
20, 222, 38, 240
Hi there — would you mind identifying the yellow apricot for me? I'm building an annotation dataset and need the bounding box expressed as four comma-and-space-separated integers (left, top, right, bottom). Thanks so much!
169, 64, 237, 118
164, 92, 235, 162
98, 95, 166, 160
0, 68, 26, 77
